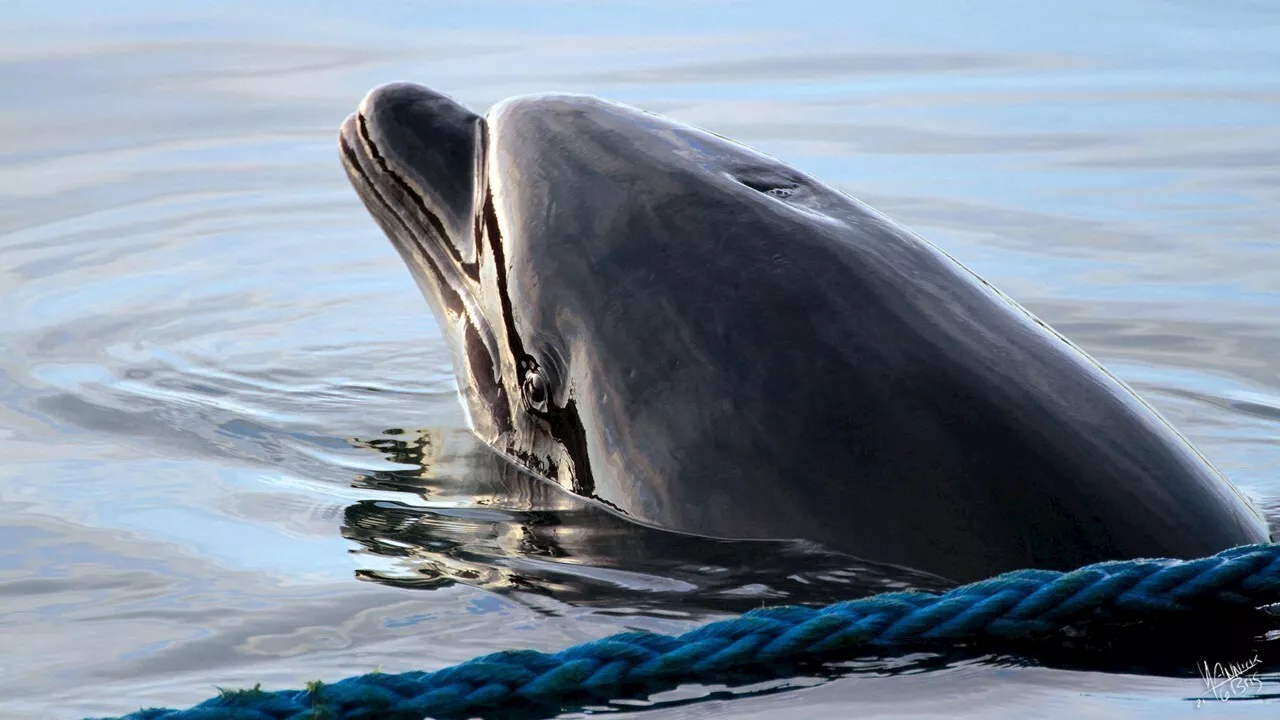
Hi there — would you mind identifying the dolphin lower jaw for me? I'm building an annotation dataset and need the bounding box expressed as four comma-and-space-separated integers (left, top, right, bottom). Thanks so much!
340, 113, 513, 440
342, 87, 609, 513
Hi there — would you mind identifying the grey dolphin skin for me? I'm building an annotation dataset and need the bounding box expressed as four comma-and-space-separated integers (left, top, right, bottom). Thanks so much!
339, 82, 1269, 583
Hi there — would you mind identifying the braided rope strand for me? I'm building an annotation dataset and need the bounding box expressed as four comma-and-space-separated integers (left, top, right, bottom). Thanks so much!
92, 543, 1280, 720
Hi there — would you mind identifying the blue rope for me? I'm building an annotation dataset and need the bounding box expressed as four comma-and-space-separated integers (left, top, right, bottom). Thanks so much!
93, 543, 1280, 720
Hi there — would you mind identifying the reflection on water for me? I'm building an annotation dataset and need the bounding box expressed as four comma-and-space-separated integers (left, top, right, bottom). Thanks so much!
342, 430, 956, 615
2, 1, 1280, 718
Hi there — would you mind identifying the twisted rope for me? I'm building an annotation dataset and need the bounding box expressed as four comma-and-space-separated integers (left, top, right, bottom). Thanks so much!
95, 543, 1280, 720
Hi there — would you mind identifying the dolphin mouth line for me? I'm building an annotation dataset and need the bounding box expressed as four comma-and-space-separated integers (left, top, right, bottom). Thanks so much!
339, 111, 503, 386
346, 112, 479, 278
338, 113, 464, 312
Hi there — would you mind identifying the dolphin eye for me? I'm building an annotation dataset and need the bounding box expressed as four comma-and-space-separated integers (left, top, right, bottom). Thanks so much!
522, 368, 549, 413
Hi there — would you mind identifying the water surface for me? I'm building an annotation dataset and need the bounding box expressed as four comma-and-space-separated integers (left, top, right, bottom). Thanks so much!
2, 1, 1279, 717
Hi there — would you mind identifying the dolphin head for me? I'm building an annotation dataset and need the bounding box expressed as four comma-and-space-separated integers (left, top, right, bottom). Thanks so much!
339, 82, 854, 515
341, 82, 1268, 580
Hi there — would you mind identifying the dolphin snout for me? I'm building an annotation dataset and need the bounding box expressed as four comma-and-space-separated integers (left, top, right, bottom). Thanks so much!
347, 82, 485, 260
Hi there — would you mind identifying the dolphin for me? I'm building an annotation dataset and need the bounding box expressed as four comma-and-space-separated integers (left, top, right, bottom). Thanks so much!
339, 82, 1269, 583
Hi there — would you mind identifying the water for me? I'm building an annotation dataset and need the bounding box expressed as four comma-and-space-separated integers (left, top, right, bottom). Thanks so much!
2, 1, 1279, 717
